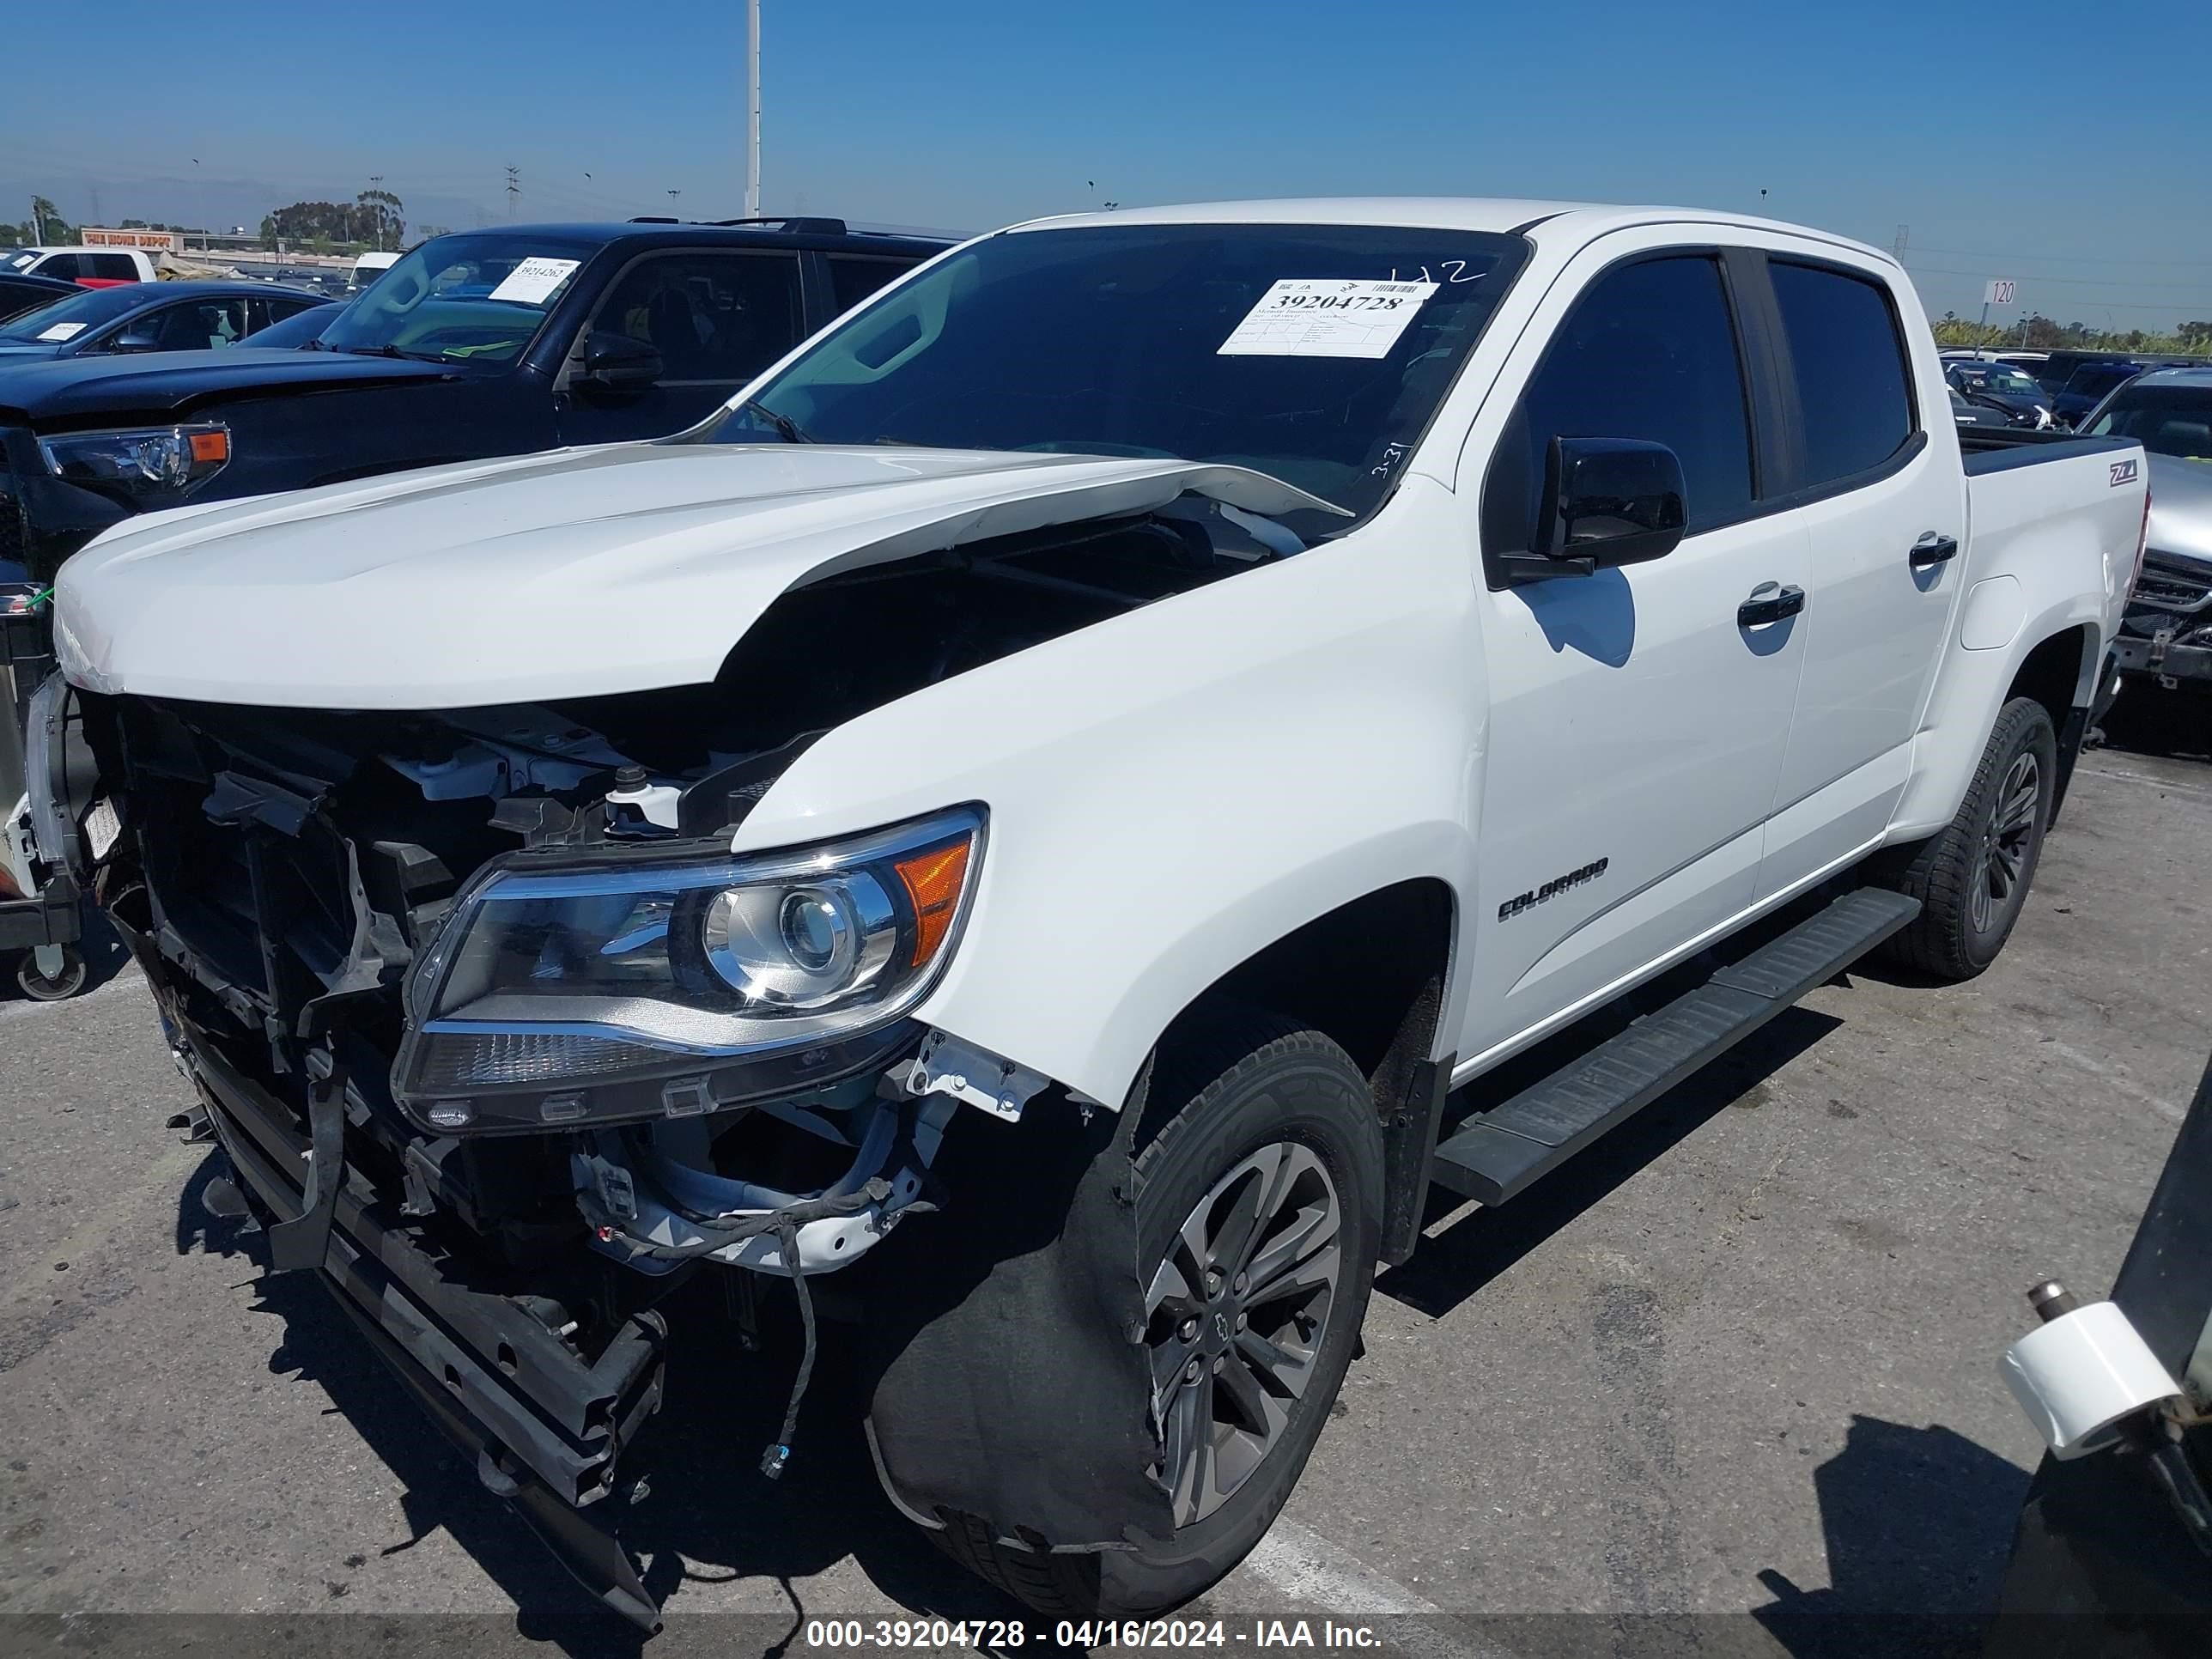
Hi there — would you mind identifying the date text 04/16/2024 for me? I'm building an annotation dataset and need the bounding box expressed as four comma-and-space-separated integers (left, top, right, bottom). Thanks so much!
802, 1620, 1386, 1649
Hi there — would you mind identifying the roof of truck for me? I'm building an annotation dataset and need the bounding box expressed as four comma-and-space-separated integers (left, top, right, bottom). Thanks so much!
1002, 198, 1895, 265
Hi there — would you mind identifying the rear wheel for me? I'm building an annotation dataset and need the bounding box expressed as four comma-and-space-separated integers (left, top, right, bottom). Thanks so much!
931, 1009, 1382, 1614
1878, 696, 2057, 981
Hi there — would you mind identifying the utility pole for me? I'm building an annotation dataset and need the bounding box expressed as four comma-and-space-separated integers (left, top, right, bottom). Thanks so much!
30, 197, 45, 243
744, 0, 763, 217
666, 189, 682, 216
505, 166, 521, 220
1891, 224, 1909, 260
369, 174, 385, 251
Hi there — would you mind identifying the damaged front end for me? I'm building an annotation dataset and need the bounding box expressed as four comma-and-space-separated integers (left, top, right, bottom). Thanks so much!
48, 495, 1275, 1623
70, 684, 1011, 1627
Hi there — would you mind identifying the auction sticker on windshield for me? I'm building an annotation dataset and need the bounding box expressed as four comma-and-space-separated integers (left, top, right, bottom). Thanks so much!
488, 257, 581, 306
1218, 277, 1438, 359
37, 322, 88, 342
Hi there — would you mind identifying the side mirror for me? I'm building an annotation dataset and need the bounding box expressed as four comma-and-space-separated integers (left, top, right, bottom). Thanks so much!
108, 328, 161, 354
1506, 437, 1685, 582
576, 330, 662, 392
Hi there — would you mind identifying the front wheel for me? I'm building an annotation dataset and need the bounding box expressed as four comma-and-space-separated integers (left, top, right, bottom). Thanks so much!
931, 1009, 1383, 1615
1878, 696, 2057, 981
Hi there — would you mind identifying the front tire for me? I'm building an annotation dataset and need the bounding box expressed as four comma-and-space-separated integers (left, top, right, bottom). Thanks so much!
932, 1008, 1383, 1615
1879, 696, 2057, 981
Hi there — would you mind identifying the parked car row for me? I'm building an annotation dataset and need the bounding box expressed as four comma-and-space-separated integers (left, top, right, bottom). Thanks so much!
9, 197, 2148, 1631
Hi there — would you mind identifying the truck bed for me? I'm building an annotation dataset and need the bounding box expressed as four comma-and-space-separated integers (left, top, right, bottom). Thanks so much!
1958, 426, 2138, 476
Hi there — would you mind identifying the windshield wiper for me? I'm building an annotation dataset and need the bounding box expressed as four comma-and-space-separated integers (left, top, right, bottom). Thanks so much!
738, 399, 816, 444
336, 343, 444, 363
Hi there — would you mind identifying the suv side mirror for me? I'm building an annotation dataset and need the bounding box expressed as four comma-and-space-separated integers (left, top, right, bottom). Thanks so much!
108, 327, 161, 354
577, 330, 662, 392
1516, 437, 1686, 579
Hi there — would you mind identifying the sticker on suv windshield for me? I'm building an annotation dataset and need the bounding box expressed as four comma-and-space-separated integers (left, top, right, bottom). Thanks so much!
488, 257, 581, 306
37, 321, 88, 342
1218, 278, 1438, 359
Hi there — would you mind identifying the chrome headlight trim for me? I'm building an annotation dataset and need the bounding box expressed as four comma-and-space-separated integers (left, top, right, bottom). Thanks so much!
393, 805, 986, 1096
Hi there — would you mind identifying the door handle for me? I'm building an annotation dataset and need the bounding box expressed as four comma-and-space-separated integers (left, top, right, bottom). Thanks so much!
1910, 533, 1960, 568
1738, 583, 1805, 628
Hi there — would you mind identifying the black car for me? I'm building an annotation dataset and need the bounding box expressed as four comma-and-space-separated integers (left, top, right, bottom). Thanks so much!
2051, 360, 2144, 430
1945, 360, 2053, 428
0, 269, 80, 325
0, 218, 948, 581
0, 280, 331, 364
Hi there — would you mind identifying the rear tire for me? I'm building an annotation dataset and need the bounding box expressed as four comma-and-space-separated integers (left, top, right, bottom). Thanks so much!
928, 1007, 1383, 1615
1878, 696, 2057, 981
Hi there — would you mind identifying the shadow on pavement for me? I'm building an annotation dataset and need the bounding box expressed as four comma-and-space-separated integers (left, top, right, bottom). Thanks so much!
1751, 1414, 2028, 1659
1375, 1003, 1844, 1318
173, 1151, 1030, 1658
2094, 685, 2211, 765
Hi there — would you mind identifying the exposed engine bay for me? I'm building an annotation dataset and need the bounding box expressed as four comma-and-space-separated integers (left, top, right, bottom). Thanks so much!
47, 493, 1272, 1466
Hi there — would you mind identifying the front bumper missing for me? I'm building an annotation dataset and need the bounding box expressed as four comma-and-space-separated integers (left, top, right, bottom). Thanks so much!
2114, 630, 2212, 688
181, 1024, 671, 1630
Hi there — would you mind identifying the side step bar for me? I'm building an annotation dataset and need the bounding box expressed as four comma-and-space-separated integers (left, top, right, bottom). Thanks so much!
1431, 887, 1921, 1206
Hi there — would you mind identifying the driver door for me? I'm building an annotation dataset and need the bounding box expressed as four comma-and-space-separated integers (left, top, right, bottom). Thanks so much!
1455, 243, 1808, 1069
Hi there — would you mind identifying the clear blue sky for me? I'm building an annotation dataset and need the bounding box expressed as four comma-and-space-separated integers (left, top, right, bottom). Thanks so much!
6, 0, 2207, 330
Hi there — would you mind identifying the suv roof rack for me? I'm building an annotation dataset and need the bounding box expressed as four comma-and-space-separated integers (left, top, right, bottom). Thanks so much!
624, 215, 850, 234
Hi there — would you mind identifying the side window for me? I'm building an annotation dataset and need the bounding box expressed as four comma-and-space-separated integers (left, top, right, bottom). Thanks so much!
1768, 261, 1915, 488
827, 255, 912, 314
91, 253, 140, 281
35, 254, 81, 281
590, 252, 804, 384
1485, 254, 1753, 557
146, 300, 246, 350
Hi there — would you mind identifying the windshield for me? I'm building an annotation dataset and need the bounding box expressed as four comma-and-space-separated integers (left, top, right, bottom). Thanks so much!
0, 283, 148, 343
701, 222, 1528, 531
1, 250, 37, 272
2087, 385, 2212, 462
1961, 368, 2042, 398
2065, 365, 2135, 398
317, 234, 598, 363
241, 303, 338, 348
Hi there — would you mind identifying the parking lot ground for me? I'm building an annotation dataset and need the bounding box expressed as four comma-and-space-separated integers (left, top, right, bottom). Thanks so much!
2, 744, 2208, 1658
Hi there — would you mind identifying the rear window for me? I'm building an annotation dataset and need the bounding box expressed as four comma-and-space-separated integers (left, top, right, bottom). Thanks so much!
1769, 261, 1915, 489
2087, 384, 2212, 462
88, 253, 140, 280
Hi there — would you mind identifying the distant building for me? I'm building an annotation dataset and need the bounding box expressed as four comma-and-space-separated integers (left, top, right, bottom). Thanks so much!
81, 227, 184, 252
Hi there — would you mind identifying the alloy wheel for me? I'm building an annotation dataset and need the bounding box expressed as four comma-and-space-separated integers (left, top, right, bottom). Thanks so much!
1142, 1140, 1342, 1527
1971, 750, 2040, 935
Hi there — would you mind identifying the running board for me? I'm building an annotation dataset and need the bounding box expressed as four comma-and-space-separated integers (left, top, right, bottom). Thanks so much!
1431, 887, 1921, 1206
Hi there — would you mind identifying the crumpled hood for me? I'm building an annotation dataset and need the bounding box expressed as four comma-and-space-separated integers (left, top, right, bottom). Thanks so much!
55, 441, 1335, 708
2145, 453, 2212, 569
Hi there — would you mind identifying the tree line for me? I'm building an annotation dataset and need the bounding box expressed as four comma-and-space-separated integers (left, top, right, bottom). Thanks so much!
4, 190, 406, 255
1933, 311, 2211, 356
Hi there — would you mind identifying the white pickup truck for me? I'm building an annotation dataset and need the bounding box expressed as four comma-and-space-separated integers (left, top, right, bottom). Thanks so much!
31, 198, 2148, 1627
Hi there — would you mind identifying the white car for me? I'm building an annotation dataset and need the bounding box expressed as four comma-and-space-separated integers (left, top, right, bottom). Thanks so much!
0, 246, 157, 287
32, 198, 2148, 1626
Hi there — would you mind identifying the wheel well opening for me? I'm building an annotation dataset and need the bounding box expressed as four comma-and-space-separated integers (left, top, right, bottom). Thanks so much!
1176, 878, 1454, 1109
2008, 626, 2093, 732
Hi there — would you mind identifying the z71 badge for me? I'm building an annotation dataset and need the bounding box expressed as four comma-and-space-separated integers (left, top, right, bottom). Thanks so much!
2110, 458, 2139, 487
1498, 857, 1610, 921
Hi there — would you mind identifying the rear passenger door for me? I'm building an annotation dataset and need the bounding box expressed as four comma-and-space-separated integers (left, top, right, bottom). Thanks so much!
1749, 253, 1967, 898
1457, 242, 1809, 1066
556, 249, 805, 445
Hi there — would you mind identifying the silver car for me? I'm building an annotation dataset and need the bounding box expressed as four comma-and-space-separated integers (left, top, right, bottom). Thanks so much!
2079, 367, 2212, 696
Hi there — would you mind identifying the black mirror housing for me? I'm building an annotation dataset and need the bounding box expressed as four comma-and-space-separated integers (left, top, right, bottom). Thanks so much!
578, 330, 662, 391
1531, 436, 1686, 574
109, 330, 161, 354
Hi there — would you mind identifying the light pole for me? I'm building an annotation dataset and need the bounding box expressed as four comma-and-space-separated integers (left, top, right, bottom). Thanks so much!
744, 0, 762, 217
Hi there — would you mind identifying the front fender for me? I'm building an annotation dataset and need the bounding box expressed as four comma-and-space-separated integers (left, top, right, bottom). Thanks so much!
731, 481, 1483, 1108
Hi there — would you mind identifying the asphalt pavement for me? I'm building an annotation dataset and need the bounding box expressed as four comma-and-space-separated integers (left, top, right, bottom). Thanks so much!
3, 742, 2208, 1658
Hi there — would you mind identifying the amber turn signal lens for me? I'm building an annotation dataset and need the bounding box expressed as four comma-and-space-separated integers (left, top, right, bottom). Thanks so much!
189, 430, 229, 465
894, 838, 971, 967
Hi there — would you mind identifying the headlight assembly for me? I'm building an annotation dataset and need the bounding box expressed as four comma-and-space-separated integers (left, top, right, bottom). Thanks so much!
392, 806, 983, 1133
40, 423, 231, 501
